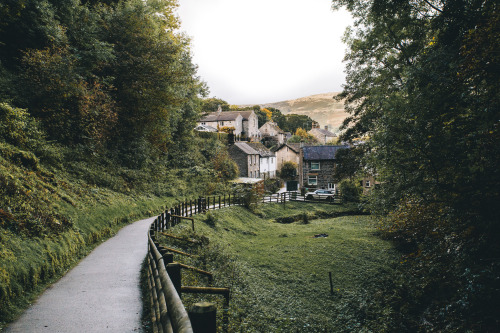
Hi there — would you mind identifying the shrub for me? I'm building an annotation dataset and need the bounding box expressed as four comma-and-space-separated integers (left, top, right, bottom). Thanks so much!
339, 179, 362, 202
204, 211, 216, 227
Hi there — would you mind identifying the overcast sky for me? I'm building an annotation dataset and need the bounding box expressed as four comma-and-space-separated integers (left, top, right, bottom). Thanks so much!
176, 0, 352, 105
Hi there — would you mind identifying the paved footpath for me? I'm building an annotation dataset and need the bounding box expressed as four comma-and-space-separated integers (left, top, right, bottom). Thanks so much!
4, 216, 155, 333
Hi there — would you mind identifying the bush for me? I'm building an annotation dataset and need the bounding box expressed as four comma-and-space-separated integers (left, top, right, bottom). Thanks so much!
0, 103, 44, 149
339, 179, 362, 202
204, 211, 217, 227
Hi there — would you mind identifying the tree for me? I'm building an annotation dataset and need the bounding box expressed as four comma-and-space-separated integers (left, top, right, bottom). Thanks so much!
201, 98, 230, 113
282, 114, 315, 133
279, 161, 297, 181
332, 146, 363, 182
333, 0, 500, 330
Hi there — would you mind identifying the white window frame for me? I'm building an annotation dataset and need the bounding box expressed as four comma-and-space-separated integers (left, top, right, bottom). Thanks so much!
311, 162, 320, 170
365, 180, 371, 187
308, 175, 318, 186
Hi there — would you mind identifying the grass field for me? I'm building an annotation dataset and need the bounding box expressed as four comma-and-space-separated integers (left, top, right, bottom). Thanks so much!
158, 202, 399, 332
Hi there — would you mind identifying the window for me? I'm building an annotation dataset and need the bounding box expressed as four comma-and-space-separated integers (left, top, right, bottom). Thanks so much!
311, 162, 320, 170
365, 180, 371, 187
308, 175, 318, 186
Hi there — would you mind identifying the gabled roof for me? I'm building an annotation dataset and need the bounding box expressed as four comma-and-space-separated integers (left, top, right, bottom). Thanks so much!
274, 143, 301, 154
259, 121, 284, 134
233, 142, 259, 155
245, 142, 275, 157
309, 128, 337, 137
200, 110, 254, 122
302, 145, 349, 160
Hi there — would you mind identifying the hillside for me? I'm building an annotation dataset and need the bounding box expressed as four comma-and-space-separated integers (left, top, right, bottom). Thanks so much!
255, 92, 348, 132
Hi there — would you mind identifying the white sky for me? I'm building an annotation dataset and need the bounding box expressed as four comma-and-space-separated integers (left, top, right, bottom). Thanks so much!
176, 0, 352, 105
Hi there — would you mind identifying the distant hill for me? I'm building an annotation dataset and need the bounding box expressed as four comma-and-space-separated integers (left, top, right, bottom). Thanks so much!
245, 92, 349, 133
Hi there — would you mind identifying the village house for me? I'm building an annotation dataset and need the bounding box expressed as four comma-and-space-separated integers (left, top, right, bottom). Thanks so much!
246, 142, 276, 179
228, 142, 276, 179
228, 142, 261, 178
197, 107, 260, 140
308, 126, 337, 144
360, 175, 380, 194
298, 145, 349, 192
259, 121, 286, 145
274, 143, 301, 171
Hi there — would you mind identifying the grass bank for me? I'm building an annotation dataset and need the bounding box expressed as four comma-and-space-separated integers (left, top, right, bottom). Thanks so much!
0, 138, 229, 328
158, 202, 398, 332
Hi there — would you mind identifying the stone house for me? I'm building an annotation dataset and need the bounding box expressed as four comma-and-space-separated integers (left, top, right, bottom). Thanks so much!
246, 142, 276, 179
228, 142, 261, 178
198, 107, 260, 140
228, 142, 276, 179
274, 143, 301, 171
298, 145, 349, 191
259, 121, 285, 145
360, 175, 380, 194
308, 126, 337, 144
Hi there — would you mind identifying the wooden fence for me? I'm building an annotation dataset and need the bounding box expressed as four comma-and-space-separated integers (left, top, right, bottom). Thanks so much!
146, 192, 341, 332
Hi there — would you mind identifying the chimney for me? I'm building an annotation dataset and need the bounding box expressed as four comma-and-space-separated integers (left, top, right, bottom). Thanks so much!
217, 105, 222, 114
325, 125, 328, 130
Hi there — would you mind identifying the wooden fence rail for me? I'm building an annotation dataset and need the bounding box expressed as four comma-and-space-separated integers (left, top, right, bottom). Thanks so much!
146, 191, 341, 332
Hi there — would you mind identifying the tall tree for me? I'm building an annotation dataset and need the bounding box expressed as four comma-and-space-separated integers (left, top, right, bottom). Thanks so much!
333, 0, 500, 330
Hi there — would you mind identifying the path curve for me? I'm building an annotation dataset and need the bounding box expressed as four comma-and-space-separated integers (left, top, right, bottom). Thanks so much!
4, 216, 155, 333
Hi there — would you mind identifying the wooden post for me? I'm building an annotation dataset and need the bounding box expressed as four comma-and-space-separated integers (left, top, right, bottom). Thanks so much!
165, 212, 171, 229
224, 194, 226, 207
329, 272, 334, 295
188, 302, 217, 333
228, 194, 231, 206
219, 196, 221, 209
167, 263, 182, 295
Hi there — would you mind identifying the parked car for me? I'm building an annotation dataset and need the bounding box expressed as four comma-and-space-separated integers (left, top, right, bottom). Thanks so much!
305, 189, 335, 201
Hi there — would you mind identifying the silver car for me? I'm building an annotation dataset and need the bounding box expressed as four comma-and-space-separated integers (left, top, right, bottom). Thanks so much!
305, 189, 335, 201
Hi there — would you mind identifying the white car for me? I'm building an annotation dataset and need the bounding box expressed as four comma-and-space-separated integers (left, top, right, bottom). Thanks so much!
305, 189, 335, 201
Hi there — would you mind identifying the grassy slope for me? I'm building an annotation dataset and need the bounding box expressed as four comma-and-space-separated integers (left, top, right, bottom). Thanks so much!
160, 202, 398, 332
0, 142, 195, 327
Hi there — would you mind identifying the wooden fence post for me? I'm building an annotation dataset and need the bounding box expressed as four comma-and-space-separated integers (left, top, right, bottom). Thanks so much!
167, 262, 182, 295
188, 302, 217, 333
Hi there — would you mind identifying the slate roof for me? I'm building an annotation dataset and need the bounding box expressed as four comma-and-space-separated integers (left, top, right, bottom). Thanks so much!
245, 142, 275, 157
233, 142, 259, 155
200, 111, 253, 122
302, 145, 349, 160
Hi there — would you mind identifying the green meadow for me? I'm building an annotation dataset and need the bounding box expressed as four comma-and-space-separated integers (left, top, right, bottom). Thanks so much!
158, 202, 398, 332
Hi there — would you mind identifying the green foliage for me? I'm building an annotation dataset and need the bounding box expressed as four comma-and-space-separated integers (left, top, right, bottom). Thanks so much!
339, 179, 362, 203
212, 150, 239, 181
263, 178, 281, 194
332, 147, 363, 182
201, 98, 230, 112
0, 0, 205, 160
203, 211, 217, 227
281, 114, 315, 133
279, 161, 297, 181
0, 103, 44, 150
335, 0, 500, 330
